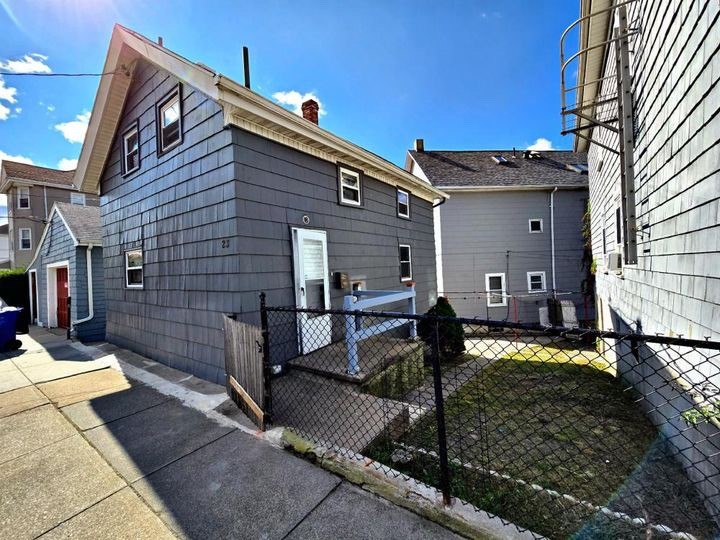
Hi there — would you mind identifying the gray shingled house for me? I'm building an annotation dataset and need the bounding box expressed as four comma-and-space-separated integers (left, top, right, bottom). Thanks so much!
71, 25, 445, 383
26, 202, 105, 342
407, 144, 590, 324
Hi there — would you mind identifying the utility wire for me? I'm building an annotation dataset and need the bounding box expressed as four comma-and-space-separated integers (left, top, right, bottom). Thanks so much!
0, 70, 126, 77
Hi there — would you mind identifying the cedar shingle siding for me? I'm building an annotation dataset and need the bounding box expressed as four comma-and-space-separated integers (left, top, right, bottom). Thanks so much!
100, 61, 436, 383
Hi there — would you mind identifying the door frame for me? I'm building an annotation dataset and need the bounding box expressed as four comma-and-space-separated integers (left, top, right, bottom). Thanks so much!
28, 269, 38, 324
291, 227, 331, 354
46, 260, 70, 328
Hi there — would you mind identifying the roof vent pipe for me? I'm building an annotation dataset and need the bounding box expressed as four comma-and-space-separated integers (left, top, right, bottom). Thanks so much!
414, 139, 424, 152
243, 46, 251, 89
157, 36, 163, 46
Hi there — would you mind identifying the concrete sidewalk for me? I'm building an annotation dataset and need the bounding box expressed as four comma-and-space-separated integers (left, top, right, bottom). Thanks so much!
0, 328, 462, 539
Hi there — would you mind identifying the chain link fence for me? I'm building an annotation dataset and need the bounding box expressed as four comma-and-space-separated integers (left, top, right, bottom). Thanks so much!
262, 302, 720, 538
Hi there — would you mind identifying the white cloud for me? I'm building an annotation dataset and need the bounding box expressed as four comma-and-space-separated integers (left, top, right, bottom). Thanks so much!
0, 150, 34, 168
272, 90, 326, 117
54, 111, 90, 144
527, 138, 555, 151
0, 103, 9, 121
0, 53, 51, 74
14, 107, 20, 113
0, 76, 17, 104
46, 104, 55, 112
57, 158, 78, 170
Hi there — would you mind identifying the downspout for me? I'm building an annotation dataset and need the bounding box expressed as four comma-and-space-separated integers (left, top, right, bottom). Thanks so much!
550, 188, 558, 298
72, 244, 94, 327
43, 186, 48, 219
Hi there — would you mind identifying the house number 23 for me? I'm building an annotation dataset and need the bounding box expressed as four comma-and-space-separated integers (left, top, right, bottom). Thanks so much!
221, 239, 230, 248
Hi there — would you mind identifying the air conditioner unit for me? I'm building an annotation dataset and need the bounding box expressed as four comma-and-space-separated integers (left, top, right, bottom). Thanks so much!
606, 252, 622, 272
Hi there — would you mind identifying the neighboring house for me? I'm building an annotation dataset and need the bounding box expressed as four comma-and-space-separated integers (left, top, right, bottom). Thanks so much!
0, 223, 9, 268
26, 203, 105, 342
563, 0, 719, 520
71, 25, 445, 383
407, 144, 590, 323
0, 162, 100, 269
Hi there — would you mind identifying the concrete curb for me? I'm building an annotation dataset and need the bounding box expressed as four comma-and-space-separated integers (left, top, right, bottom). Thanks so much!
275, 428, 540, 540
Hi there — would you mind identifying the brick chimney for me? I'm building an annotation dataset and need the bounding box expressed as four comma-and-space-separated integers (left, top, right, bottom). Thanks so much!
301, 99, 319, 125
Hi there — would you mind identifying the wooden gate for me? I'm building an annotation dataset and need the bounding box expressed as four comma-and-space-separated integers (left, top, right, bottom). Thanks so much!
223, 315, 269, 429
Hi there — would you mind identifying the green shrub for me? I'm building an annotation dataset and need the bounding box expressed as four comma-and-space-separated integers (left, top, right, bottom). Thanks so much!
417, 297, 465, 361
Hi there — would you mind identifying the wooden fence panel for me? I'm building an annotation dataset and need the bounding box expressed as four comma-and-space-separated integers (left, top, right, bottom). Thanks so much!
224, 316, 267, 429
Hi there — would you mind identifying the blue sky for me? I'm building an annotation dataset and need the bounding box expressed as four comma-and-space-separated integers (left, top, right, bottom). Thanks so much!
0, 0, 580, 219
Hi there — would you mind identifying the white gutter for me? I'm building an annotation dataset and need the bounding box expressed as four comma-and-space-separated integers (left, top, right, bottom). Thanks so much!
72, 244, 94, 326
550, 188, 558, 298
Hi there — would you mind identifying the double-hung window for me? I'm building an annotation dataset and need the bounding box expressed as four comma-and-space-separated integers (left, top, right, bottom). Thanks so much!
122, 123, 140, 174
19, 228, 31, 250
17, 187, 30, 209
125, 250, 144, 288
157, 85, 182, 153
399, 244, 412, 281
527, 271, 546, 293
338, 166, 362, 206
485, 273, 506, 307
397, 188, 410, 219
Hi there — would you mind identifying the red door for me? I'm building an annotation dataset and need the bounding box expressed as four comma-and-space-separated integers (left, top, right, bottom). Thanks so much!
56, 267, 69, 329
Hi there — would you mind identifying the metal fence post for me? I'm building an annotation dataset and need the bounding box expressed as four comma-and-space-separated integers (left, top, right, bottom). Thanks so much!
431, 318, 452, 506
259, 292, 272, 423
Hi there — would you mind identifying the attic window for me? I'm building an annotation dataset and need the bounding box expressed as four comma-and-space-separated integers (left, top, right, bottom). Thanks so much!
491, 155, 508, 164
157, 85, 182, 153
122, 123, 140, 175
397, 188, 410, 219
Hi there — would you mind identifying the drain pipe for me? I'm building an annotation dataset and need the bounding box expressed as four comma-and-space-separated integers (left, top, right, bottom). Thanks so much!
550, 188, 558, 298
72, 244, 95, 328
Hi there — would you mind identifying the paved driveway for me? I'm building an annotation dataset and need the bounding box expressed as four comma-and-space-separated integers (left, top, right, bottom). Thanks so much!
0, 329, 461, 539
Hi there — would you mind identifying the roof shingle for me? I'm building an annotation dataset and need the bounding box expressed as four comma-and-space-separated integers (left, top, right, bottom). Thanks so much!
2, 161, 75, 187
409, 150, 589, 188
55, 203, 102, 245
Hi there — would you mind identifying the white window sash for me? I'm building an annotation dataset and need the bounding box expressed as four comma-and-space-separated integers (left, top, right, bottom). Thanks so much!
485, 273, 506, 307
399, 244, 412, 281
17, 187, 30, 209
160, 96, 181, 151
125, 250, 144, 288
123, 127, 140, 173
19, 228, 32, 250
529, 219, 543, 233
526, 271, 546, 293
339, 167, 361, 206
397, 189, 410, 218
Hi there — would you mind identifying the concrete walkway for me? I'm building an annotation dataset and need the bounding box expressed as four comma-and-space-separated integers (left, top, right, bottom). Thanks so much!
0, 328, 462, 539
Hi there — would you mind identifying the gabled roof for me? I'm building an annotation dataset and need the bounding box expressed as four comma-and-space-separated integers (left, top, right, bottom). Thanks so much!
26, 203, 101, 269
74, 25, 446, 202
408, 150, 589, 190
0, 161, 76, 193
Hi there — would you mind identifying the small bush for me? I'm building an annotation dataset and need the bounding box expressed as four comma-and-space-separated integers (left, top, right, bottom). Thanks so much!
417, 296, 465, 361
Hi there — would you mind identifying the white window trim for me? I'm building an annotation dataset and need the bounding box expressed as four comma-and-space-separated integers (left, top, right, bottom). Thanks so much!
159, 94, 182, 152
125, 249, 144, 289
70, 192, 86, 206
19, 228, 32, 251
123, 125, 140, 174
528, 218, 543, 233
397, 188, 410, 219
338, 166, 362, 206
527, 271, 547, 293
485, 272, 507, 307
399, 244, 412, 282
17, 186, 30, 209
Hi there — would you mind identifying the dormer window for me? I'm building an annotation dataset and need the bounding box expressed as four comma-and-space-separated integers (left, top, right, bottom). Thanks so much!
338, 165, 362, 206
122, 122, 140, 175
397, 188, 410, 219
156, 85, 182, 153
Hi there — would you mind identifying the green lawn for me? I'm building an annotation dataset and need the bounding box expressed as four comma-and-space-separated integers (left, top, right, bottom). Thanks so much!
367, 349, 716, 538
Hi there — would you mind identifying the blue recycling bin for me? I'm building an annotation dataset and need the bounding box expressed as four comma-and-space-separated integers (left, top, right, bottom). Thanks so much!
0, 307, 22, 351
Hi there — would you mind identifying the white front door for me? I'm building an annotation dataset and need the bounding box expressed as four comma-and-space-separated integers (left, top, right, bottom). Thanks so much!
292, 228, 332, 354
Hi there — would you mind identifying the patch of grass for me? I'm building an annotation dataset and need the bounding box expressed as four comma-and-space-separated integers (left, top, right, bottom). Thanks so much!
366, 352, 716, 538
